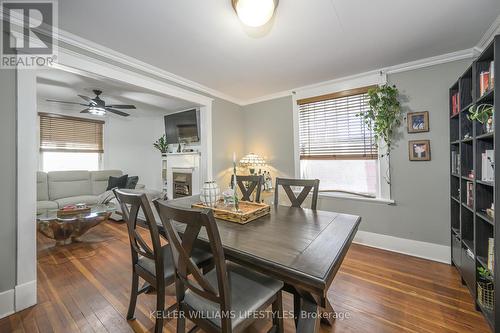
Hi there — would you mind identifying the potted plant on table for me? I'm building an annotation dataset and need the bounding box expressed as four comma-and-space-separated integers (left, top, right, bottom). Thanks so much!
468, 104, 494, 133
153, 135, 168, 156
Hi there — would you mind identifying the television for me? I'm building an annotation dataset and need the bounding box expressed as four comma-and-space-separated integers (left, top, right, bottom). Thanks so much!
164, 109, 200, 144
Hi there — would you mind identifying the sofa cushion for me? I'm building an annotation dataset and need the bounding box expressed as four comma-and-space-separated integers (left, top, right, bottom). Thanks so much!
37, 171, 49, 201
91, 170, 123, 195
126, 176, 139, 189
48, 171, 91, 200
106, 174, 129, 191
55, 195, 99, 207
37, 200, 58, 214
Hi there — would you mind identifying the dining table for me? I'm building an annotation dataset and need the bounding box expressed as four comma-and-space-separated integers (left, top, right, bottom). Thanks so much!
158, 195, 361, 333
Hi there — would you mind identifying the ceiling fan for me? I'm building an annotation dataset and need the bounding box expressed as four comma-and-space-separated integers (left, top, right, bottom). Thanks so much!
46, 89, 136, 117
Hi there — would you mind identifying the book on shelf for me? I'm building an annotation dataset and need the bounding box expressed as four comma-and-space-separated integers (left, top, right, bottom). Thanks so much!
479, 61, 495, 97
451, 92, 460, 115
481, 150, 495, 182
466, 181, 474, 207
491, 61, 495, 88
488, 237, 495, 272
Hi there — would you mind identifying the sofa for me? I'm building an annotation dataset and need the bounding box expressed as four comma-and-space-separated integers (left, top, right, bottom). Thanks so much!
36, 170, 147, 214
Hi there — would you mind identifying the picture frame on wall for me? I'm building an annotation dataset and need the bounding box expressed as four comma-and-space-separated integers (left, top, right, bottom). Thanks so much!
407, 111, 429, 133
409, 140, 431, 161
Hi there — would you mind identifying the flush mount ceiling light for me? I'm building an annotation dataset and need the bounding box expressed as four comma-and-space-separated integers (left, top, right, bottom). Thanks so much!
231, 0, 278, 27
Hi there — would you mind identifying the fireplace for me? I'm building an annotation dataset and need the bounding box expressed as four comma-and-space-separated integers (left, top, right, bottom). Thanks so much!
173, 171, 192, 198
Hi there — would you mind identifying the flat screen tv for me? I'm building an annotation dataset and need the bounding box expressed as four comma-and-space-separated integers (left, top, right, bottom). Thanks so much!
164, 109, 200, 144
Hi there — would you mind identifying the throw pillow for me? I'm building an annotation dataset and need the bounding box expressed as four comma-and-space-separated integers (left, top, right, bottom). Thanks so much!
126, 176, 139, 189
106, 174, 128, 191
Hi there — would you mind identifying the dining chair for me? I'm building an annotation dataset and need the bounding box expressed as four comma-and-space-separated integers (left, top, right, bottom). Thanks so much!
274, 177, 320, 210
231, 174, 263, 202
155, 199, 284, 333
113, 189, 213, 333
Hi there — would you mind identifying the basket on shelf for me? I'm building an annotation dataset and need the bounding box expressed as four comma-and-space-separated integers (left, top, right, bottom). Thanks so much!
478, 281, 494, 311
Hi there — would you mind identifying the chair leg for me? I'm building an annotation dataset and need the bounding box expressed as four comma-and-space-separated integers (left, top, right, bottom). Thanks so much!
154, 280, 165, 333
127, 272, 139, 320
177, 307, 186, 333
293, 292, 301, 326
272, 291, 284, 333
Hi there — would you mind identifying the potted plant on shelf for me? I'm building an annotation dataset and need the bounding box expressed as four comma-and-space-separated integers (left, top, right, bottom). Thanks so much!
477, 267, 494, 311
153, 135, 168, 156
468, 104, 494, 133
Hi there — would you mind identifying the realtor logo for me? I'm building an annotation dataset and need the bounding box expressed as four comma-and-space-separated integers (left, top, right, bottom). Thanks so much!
1, 0, 57, 68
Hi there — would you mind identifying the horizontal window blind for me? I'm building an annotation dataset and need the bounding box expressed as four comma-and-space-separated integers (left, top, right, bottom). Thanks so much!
39, 113, 104, 153
298, 86, 377, 160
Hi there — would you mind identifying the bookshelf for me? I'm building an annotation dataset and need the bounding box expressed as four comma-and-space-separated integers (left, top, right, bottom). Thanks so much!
449, 35, 498, 330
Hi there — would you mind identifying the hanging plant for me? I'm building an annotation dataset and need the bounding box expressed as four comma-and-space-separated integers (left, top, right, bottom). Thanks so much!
357, 84, 402, 157
153, 135, 168, 155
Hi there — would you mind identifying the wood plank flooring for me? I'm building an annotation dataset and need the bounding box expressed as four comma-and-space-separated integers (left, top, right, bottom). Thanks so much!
0, 220, 490, 333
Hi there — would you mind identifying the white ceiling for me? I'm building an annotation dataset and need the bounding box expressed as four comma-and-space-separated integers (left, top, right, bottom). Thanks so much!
37, 68, 196, 117
58, 0, 500, 101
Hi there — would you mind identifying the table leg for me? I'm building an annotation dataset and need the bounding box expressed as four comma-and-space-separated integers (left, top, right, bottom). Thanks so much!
320, 298, 335, 326
294, 291, 321, 333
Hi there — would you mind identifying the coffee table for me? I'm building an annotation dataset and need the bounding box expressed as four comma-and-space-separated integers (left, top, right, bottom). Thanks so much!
37, 204, 116, 245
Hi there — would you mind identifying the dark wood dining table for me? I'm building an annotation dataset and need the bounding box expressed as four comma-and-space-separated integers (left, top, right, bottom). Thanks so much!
158, 195, 361, 333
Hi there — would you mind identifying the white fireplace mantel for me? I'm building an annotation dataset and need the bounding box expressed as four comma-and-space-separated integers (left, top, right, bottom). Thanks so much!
164, 153, 201, 199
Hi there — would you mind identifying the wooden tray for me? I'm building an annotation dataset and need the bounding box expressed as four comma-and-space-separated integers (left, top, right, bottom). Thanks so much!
192, 200, 270, 224
57, 207, 91, 217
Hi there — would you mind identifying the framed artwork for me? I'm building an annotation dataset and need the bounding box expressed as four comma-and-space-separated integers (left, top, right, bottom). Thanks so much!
407, 111, 429, 133
409, 140, 431, 161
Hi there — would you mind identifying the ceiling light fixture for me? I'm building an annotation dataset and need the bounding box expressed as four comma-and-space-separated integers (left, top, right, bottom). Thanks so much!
231, 0, 278, 27
89, 106, 106, 116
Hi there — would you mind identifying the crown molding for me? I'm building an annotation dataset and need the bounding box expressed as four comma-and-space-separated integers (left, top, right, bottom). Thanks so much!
53, 29, 244, 106
474, 13, 500, 54
240, 90, 293, 106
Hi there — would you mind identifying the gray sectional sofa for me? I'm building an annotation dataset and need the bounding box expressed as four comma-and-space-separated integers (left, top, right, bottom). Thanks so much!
36, 170, 144, 214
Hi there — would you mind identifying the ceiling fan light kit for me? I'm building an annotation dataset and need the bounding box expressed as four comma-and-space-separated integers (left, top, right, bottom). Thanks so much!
232, 0, 278, 27
46, 89, 136, 117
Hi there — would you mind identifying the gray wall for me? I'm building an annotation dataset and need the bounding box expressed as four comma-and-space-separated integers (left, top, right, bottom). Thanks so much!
0, 60, 18, 291
242, 59, 471, 246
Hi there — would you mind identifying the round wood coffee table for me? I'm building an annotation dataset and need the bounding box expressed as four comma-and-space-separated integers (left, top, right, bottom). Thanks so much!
37, 204, 116, 245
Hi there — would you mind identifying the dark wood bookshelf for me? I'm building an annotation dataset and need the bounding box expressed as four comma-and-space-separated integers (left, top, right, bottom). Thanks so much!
450, 35, 498, 331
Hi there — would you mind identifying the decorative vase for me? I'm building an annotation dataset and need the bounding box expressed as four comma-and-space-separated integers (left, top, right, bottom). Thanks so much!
485, 115, 494, 133
200, 181, 220, 207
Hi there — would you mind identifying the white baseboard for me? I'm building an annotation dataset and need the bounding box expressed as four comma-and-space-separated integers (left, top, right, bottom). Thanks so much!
353, 230, 451, 264
15, 280, 36, 312
0, 289, 15, 319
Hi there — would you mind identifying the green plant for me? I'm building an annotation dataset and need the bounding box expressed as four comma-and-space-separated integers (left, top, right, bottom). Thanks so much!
357, 84, 402, 157
468, 104, 493, 124
478, 267, 492, 282
153, 135, 168, 154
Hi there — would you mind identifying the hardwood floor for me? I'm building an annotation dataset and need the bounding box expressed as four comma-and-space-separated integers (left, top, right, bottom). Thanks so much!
0, 220, 490, 333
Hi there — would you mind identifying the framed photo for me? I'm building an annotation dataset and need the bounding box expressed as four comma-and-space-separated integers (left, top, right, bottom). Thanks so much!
409, 140, 431, 161
407, 111, 429, 133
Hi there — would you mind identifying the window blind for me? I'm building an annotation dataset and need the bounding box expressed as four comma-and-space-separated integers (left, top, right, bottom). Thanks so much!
39, 113, 104, 153
298, 86, 377, 160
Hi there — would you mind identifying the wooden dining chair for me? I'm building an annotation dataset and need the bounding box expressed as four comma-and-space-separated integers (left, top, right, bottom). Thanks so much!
274, 177, 320, 210
155, 199, 284, 333
231, 174, 263, 202
113, 189, 213, 333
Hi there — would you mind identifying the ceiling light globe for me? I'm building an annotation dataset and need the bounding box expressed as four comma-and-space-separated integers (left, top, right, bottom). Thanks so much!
234, 0, 276, 27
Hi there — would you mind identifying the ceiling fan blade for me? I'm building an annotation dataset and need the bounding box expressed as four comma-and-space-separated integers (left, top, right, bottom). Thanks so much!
106, 108, 130, 117
80, 108, 90, 113
78, 94, 97, 105
46, 99, 88, 106
106, 104, 136, 109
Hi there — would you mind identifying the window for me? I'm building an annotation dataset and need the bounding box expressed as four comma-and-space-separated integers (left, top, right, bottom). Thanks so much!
298, 86, 379, 196
39, 113, 104, 172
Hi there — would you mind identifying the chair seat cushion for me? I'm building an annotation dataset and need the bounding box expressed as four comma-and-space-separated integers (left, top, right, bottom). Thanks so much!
184, 263, 283, 329
137, 245, 212, 280
54, 195, 99, 207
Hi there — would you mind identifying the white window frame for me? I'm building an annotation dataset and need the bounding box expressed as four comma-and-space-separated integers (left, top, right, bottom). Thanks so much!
292, 72, 393, 204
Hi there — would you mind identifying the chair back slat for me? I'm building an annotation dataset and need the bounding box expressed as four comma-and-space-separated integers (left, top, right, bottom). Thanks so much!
114, 189, 162, 265
231, 174, 263, 202
274, 178, 320, 210
155, 200, 230, 310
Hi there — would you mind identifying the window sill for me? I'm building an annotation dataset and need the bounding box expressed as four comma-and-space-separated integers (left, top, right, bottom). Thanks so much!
318, 192, 395, 205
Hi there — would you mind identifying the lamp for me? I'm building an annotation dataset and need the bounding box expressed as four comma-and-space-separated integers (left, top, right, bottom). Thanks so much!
231, 0, 278, 27
239, 152, 266, 174
89, 106, 106, 116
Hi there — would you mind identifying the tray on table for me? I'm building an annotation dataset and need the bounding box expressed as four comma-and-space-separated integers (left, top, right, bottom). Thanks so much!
191, 200, 270, 224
